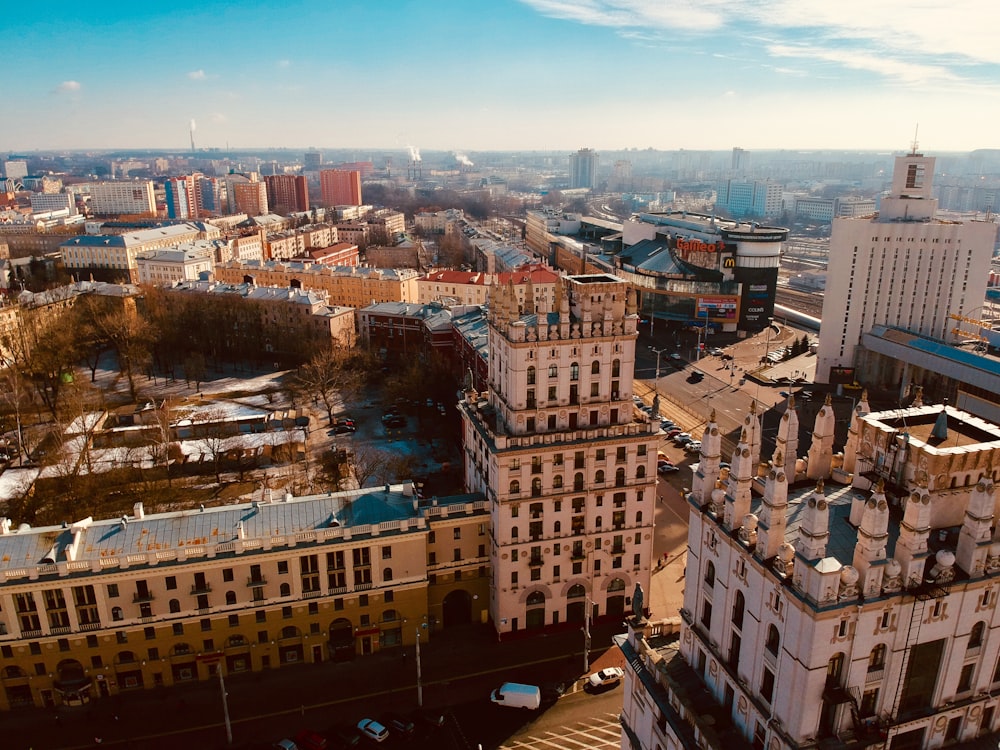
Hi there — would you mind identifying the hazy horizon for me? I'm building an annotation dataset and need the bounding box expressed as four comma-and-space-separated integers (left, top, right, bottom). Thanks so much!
3, 0, 999, 154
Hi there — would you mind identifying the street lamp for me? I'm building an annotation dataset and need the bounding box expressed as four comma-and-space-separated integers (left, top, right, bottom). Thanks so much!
583, 595, 592, 673
649, 346, 668, 419
415, 621, 427, 707
763, 317, 775, 365
218, 667, 232, 745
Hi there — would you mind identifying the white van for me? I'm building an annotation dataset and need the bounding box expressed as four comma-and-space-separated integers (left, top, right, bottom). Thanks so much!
490, 682, 541, 710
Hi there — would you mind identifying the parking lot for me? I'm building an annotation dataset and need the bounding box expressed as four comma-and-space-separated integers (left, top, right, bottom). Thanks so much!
499, 711, 622, 750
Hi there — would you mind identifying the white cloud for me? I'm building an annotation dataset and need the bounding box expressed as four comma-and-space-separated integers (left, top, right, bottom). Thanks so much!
187, 70, 207, 80
54, 80, 81, 94
519, 0, 1000, 87
277, 59, 291, 69
210, 113, 228, 124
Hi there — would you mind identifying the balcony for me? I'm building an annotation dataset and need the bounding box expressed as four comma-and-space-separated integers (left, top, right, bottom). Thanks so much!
132, 593, 155, 603
528, 556, 544, 567
190, 584, 213, 596
21, 629, 43, 639
246, 577, 268, 587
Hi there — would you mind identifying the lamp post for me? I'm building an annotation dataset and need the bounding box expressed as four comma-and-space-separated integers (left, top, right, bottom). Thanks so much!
415, 621, 427, 707
763, 316, 775, 365
649, 346, 668, 419
218, 667, 232, 746
583, 595, 592, 673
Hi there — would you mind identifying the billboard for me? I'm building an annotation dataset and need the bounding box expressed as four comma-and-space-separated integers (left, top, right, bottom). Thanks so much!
829, 366, 856, 385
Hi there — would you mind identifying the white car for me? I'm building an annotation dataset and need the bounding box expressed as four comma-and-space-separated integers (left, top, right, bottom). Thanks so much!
587, 667, 625, 688
357, 719, 389, 743
670, 353, 682, 360
685, 441, 703, 453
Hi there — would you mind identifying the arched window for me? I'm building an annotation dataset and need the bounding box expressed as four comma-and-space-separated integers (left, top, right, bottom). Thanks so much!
548, 365, 558, 378
635, 510, 643, 524
511, 526, 519, 539
383, 568, 393, 582
118, 650, 137, 662
281, 626, 299, 639
227, 635, 246, 647
574, 473, 584, 491
527, 591, 545, 606
531, 478, 542, 497
112, 606, 123, 621
615, 468, 626, 487
608, 577, 626, 592
554, 521, 561, 533
591, 361, 600, 375
869, 644, 886, 669
169, 599, 180, 613
766, 624, 780, 655
595, 470, 605, 485
3, 666, 26, 679
225, 591, 236, 606
279, 583, 291, 597
732, 591, 745, 628
970, 621, 986, 649
636, 465, 646, 479
612, 359, 621, 377
567, 584, 586, 599
383, 609, 398, 622
527, 366, 536, 385
570, 363, 579, 381
510, 480, 520, 495
704, 561, 716, 587
553, 475, 563, 489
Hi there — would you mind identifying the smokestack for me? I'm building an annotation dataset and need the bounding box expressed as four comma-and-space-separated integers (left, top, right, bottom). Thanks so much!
190, 118, 197, 152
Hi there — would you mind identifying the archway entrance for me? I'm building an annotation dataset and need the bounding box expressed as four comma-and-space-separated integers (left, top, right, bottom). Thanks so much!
525, 591, 546, 629
605, 578, 626, 617
442, 589, 472, 627
54, 659, 91, 706
328, 618, 355, 661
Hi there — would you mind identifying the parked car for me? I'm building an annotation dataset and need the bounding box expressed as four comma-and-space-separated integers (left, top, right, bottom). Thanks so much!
294, 730, 328, 750
670, 352, 682, 360
357, 719, 389, 743
665, 428, 682, 439
587, 667, 625, 688
684, 441, 703, 453
660, 420, 675, 430
273, 741, 299, 750
658, 462, 679, 474
672, 432, 692, 445
417, 710, 446, 729
331, 424, 356, 435
381, 713, 415, 738
779, 391, 790, 398
327, 725, 361, 748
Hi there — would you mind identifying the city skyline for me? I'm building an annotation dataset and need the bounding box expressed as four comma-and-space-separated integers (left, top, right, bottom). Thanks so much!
3, 0, 999, 153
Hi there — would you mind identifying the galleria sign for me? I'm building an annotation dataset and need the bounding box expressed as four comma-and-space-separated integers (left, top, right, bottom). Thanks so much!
674, 238, 726, 254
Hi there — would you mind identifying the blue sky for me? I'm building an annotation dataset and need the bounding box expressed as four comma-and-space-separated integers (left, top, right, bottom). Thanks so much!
3, 0, 998, 153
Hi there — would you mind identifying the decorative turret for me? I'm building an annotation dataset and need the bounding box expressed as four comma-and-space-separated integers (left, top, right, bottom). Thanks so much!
795, 480, 830, 561
724, 428, 754, 531
956, 477, 997, 578
775, 395, 799, 482
806, 394, 836, 480
523, 276, 535, 316
895, 484, 933, 587
756, 456, 789, 561
852, 481, 890, 582
841, 390, 870, 474
691, 409, 722, 503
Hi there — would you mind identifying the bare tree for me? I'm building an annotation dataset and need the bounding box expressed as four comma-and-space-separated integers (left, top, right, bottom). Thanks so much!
351, 444, 391, 488
195, 408, 230, 483
293, 346, 374, 426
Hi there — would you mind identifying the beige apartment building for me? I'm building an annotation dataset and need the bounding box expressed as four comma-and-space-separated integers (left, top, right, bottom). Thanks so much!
0, 485, 489, 711
460, 274, 658, 638
213, 260, 420, 308
417, 265, 559, 308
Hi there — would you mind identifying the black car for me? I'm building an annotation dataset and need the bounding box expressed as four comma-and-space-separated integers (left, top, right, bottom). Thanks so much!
382, 712, 415, 737
326, 725, 361, 748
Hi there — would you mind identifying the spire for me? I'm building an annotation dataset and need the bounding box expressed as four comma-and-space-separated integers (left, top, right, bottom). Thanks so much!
795, 480, 830, 561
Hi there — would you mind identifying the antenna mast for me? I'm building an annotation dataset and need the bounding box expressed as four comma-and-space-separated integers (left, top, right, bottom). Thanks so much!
910, 124, 919, 155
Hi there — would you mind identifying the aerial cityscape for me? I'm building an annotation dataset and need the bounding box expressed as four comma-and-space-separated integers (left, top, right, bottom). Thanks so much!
3, 3, 1000, 750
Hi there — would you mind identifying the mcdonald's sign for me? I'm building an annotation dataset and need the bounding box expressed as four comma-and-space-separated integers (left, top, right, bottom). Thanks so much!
723, 257, 735, 268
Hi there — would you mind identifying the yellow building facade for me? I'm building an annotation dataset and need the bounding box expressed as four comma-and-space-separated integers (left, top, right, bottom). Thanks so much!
0, 484, 488, 711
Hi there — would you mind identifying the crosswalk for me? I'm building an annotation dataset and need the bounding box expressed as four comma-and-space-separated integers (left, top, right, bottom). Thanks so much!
498, 712, 622, 750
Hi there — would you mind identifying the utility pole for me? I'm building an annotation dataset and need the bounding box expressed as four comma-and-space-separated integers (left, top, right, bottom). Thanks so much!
218, 667, 232, 745
416, 622, 426, 707
649, 346, 668, 419
583, 596, 592, 673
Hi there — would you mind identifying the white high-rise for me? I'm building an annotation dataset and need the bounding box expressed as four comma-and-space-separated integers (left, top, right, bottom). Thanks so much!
816, 150, 997, 384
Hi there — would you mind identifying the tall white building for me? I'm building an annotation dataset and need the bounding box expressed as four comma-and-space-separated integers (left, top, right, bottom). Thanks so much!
86, 181, 157, 216
459, 273, 658, 637
620, 399, 1000, 750
570, 148, 599, 190
816, 151, 997, 384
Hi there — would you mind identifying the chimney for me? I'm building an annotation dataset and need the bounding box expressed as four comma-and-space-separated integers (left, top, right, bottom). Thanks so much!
133, 502, 145, 520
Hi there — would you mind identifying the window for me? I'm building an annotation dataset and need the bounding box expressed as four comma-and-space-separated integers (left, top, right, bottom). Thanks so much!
959, 663, 975, 693
165, 576, 177, 590
869, 644, 886, 670
704, 561, 716, 587
382, 545, 392, 559
970, 621, 986, 649
169, 599, 180, 613
510, 480, 520, 495
570, 363, 579, 381
765, 624, 780, 655
277, 561, 289, 575
223, 568, 234, 582
760, 667, 775, 703
107, 584, 119, 599
732, 591, 745, 628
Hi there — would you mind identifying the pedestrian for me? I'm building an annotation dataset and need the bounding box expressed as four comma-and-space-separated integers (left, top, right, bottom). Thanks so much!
94, 737, 103, 745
